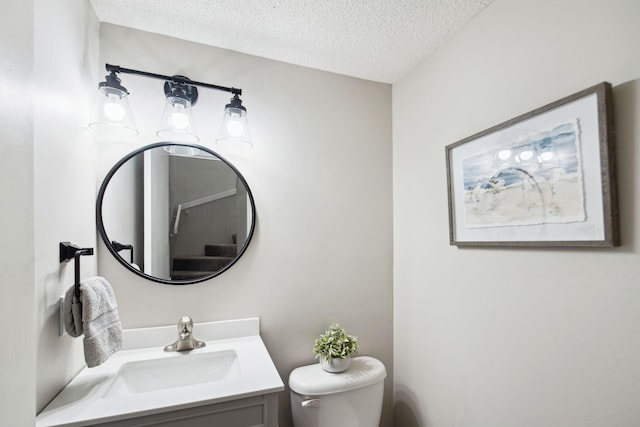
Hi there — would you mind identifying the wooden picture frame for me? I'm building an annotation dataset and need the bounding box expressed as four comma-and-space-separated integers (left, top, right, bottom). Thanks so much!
446, 82, 618, 247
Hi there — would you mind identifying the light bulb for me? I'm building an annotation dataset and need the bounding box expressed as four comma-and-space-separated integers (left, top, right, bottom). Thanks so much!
167, 100, 191, 130
169, 111, 189, 130
157, 95, 198, 142
103, 93, 126, 121
226, 119, 244, 137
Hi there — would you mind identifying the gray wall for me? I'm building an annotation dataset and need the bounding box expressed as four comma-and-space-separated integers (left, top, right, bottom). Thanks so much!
393, 0, 640, 426
96, 24, 394, 427
0, 1, 36, 425
0, 0, 100, 422
33, 0, 100, 413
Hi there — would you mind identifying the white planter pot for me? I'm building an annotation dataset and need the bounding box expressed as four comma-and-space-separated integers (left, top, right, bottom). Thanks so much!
320, 356, 352, 373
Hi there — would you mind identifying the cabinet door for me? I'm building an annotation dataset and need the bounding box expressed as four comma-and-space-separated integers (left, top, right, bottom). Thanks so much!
97, 395, 269, 427
151, 403, 263, 427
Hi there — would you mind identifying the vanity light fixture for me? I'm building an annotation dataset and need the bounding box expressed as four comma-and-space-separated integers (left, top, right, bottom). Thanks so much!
216, 94, 252, 148
157, 77, 199, 143
90, 64, 252, 147
88, 70, 139, 136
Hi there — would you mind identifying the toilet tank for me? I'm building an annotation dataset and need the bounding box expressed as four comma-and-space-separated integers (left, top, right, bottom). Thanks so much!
289, 356, 386, 427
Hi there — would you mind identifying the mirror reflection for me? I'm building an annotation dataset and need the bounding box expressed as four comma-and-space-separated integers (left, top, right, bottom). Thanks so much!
97, 142, 255, 284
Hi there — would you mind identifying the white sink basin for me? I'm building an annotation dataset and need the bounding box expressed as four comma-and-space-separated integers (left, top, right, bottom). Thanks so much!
36, 318, 284, 427
103, 349, 239, 397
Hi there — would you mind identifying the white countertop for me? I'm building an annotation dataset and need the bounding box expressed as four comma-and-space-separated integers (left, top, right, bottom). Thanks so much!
36, 318, 284, 427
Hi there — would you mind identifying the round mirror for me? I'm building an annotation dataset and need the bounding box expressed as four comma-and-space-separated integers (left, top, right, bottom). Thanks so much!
97, 142, 255, 284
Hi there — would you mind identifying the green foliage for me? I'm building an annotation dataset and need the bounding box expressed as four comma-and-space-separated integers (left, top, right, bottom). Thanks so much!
313, 323, 359, 361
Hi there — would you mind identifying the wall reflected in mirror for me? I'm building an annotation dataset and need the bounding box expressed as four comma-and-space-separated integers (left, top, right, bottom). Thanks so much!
97, 142, 255, 284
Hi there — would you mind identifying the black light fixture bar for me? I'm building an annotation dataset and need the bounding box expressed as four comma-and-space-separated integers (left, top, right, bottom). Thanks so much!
105, 63, 242, 96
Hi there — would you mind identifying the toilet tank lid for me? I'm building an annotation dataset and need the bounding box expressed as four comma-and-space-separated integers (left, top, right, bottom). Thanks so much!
289, 356, 386, 396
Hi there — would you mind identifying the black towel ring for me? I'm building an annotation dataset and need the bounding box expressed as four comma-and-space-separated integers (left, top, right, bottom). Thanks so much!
59, 242, 94, 298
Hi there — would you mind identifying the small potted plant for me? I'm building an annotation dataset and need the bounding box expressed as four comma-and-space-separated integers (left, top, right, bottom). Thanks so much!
313, 323, 359, 373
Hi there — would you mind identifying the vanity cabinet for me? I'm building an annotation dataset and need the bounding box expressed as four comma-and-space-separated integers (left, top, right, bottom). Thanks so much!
96, 394, 278, 427
35, 322, 285, 427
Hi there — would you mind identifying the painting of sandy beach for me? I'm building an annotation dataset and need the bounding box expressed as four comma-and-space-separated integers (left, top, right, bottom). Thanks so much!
462, 121, 585, 228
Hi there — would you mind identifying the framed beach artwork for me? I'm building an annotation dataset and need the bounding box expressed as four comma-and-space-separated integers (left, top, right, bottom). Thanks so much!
446, 82, 619, 247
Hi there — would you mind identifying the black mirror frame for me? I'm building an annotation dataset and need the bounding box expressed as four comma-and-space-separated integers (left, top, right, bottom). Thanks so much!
96, 142, 256, 285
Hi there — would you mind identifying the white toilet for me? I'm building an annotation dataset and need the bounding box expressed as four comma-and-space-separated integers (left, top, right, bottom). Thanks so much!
289, 356, 386, 427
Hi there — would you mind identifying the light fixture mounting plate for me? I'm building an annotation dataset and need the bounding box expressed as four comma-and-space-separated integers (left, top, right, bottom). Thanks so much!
164, 76, 199, 106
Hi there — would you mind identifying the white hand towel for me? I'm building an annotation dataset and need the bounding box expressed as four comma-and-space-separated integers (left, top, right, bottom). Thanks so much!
63, 276, 123, 367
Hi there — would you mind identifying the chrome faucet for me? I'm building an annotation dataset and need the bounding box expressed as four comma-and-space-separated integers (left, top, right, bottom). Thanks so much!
164, 316, 206, 352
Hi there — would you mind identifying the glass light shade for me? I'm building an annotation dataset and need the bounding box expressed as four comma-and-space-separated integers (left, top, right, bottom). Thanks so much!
88, 86, 139, 136
156, 96, 199, 143
162, 144, 201, 157
215, 106, 252, 149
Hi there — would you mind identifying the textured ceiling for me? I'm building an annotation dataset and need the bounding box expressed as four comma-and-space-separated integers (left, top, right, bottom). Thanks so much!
89, 0, 494, 83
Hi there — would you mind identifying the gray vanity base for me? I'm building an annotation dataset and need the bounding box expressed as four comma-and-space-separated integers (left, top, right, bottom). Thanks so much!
95, 394, 278, 427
